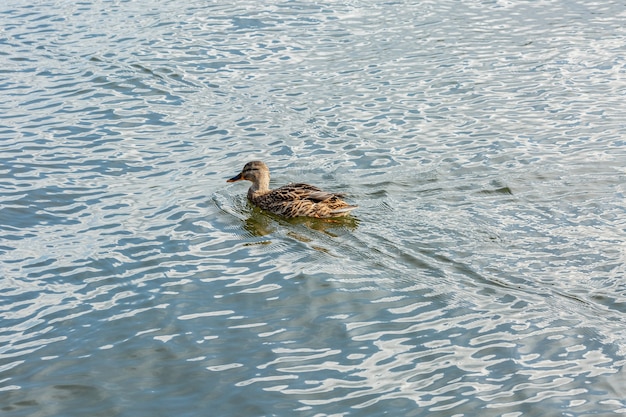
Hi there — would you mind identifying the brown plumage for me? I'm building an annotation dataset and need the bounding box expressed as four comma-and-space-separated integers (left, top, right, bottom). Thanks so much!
227, 161, 357, 218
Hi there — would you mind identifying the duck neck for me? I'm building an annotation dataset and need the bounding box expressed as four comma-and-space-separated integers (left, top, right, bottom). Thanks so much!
248, 176, 270, 199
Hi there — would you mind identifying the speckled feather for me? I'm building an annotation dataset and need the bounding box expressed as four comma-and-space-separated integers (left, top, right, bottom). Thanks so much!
227, 161, 357, 218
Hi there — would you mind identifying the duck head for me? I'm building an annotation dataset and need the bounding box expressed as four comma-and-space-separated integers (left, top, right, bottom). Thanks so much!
227, 161, 270, 190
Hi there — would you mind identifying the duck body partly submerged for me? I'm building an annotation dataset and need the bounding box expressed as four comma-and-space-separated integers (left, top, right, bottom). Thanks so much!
227, 161, 357, 218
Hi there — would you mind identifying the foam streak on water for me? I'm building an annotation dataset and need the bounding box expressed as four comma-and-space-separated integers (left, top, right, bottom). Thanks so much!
1, 0, 625, 416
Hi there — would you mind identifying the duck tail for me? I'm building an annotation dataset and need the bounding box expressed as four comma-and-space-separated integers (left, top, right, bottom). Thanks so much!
330, 205, 358, 215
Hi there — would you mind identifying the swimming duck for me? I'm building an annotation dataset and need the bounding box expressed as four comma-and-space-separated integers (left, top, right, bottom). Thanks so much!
227, 161, 357, 218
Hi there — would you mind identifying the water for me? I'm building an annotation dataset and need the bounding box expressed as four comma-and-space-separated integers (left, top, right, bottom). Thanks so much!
1, 0, 625, 415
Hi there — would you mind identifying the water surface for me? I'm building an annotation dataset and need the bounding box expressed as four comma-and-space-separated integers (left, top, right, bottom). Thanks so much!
1, 0, 625, 416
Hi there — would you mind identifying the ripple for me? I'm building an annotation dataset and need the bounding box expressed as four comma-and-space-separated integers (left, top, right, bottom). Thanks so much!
2, 1, 626, 416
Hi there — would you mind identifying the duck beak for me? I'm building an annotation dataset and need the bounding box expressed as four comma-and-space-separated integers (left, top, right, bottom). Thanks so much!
227, 172, 243, 182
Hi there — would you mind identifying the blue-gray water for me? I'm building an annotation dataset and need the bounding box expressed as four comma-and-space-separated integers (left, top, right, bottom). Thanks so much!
1, 0, 625, 416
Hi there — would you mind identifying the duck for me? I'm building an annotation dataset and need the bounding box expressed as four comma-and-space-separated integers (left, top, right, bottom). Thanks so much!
227, 161, 357, 218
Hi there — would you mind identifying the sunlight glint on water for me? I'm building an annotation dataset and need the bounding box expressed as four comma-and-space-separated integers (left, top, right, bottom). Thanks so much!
1, 1, 625, 416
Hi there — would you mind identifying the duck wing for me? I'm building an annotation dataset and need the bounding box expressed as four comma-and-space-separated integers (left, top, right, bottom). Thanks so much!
273, 183, 343, 202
